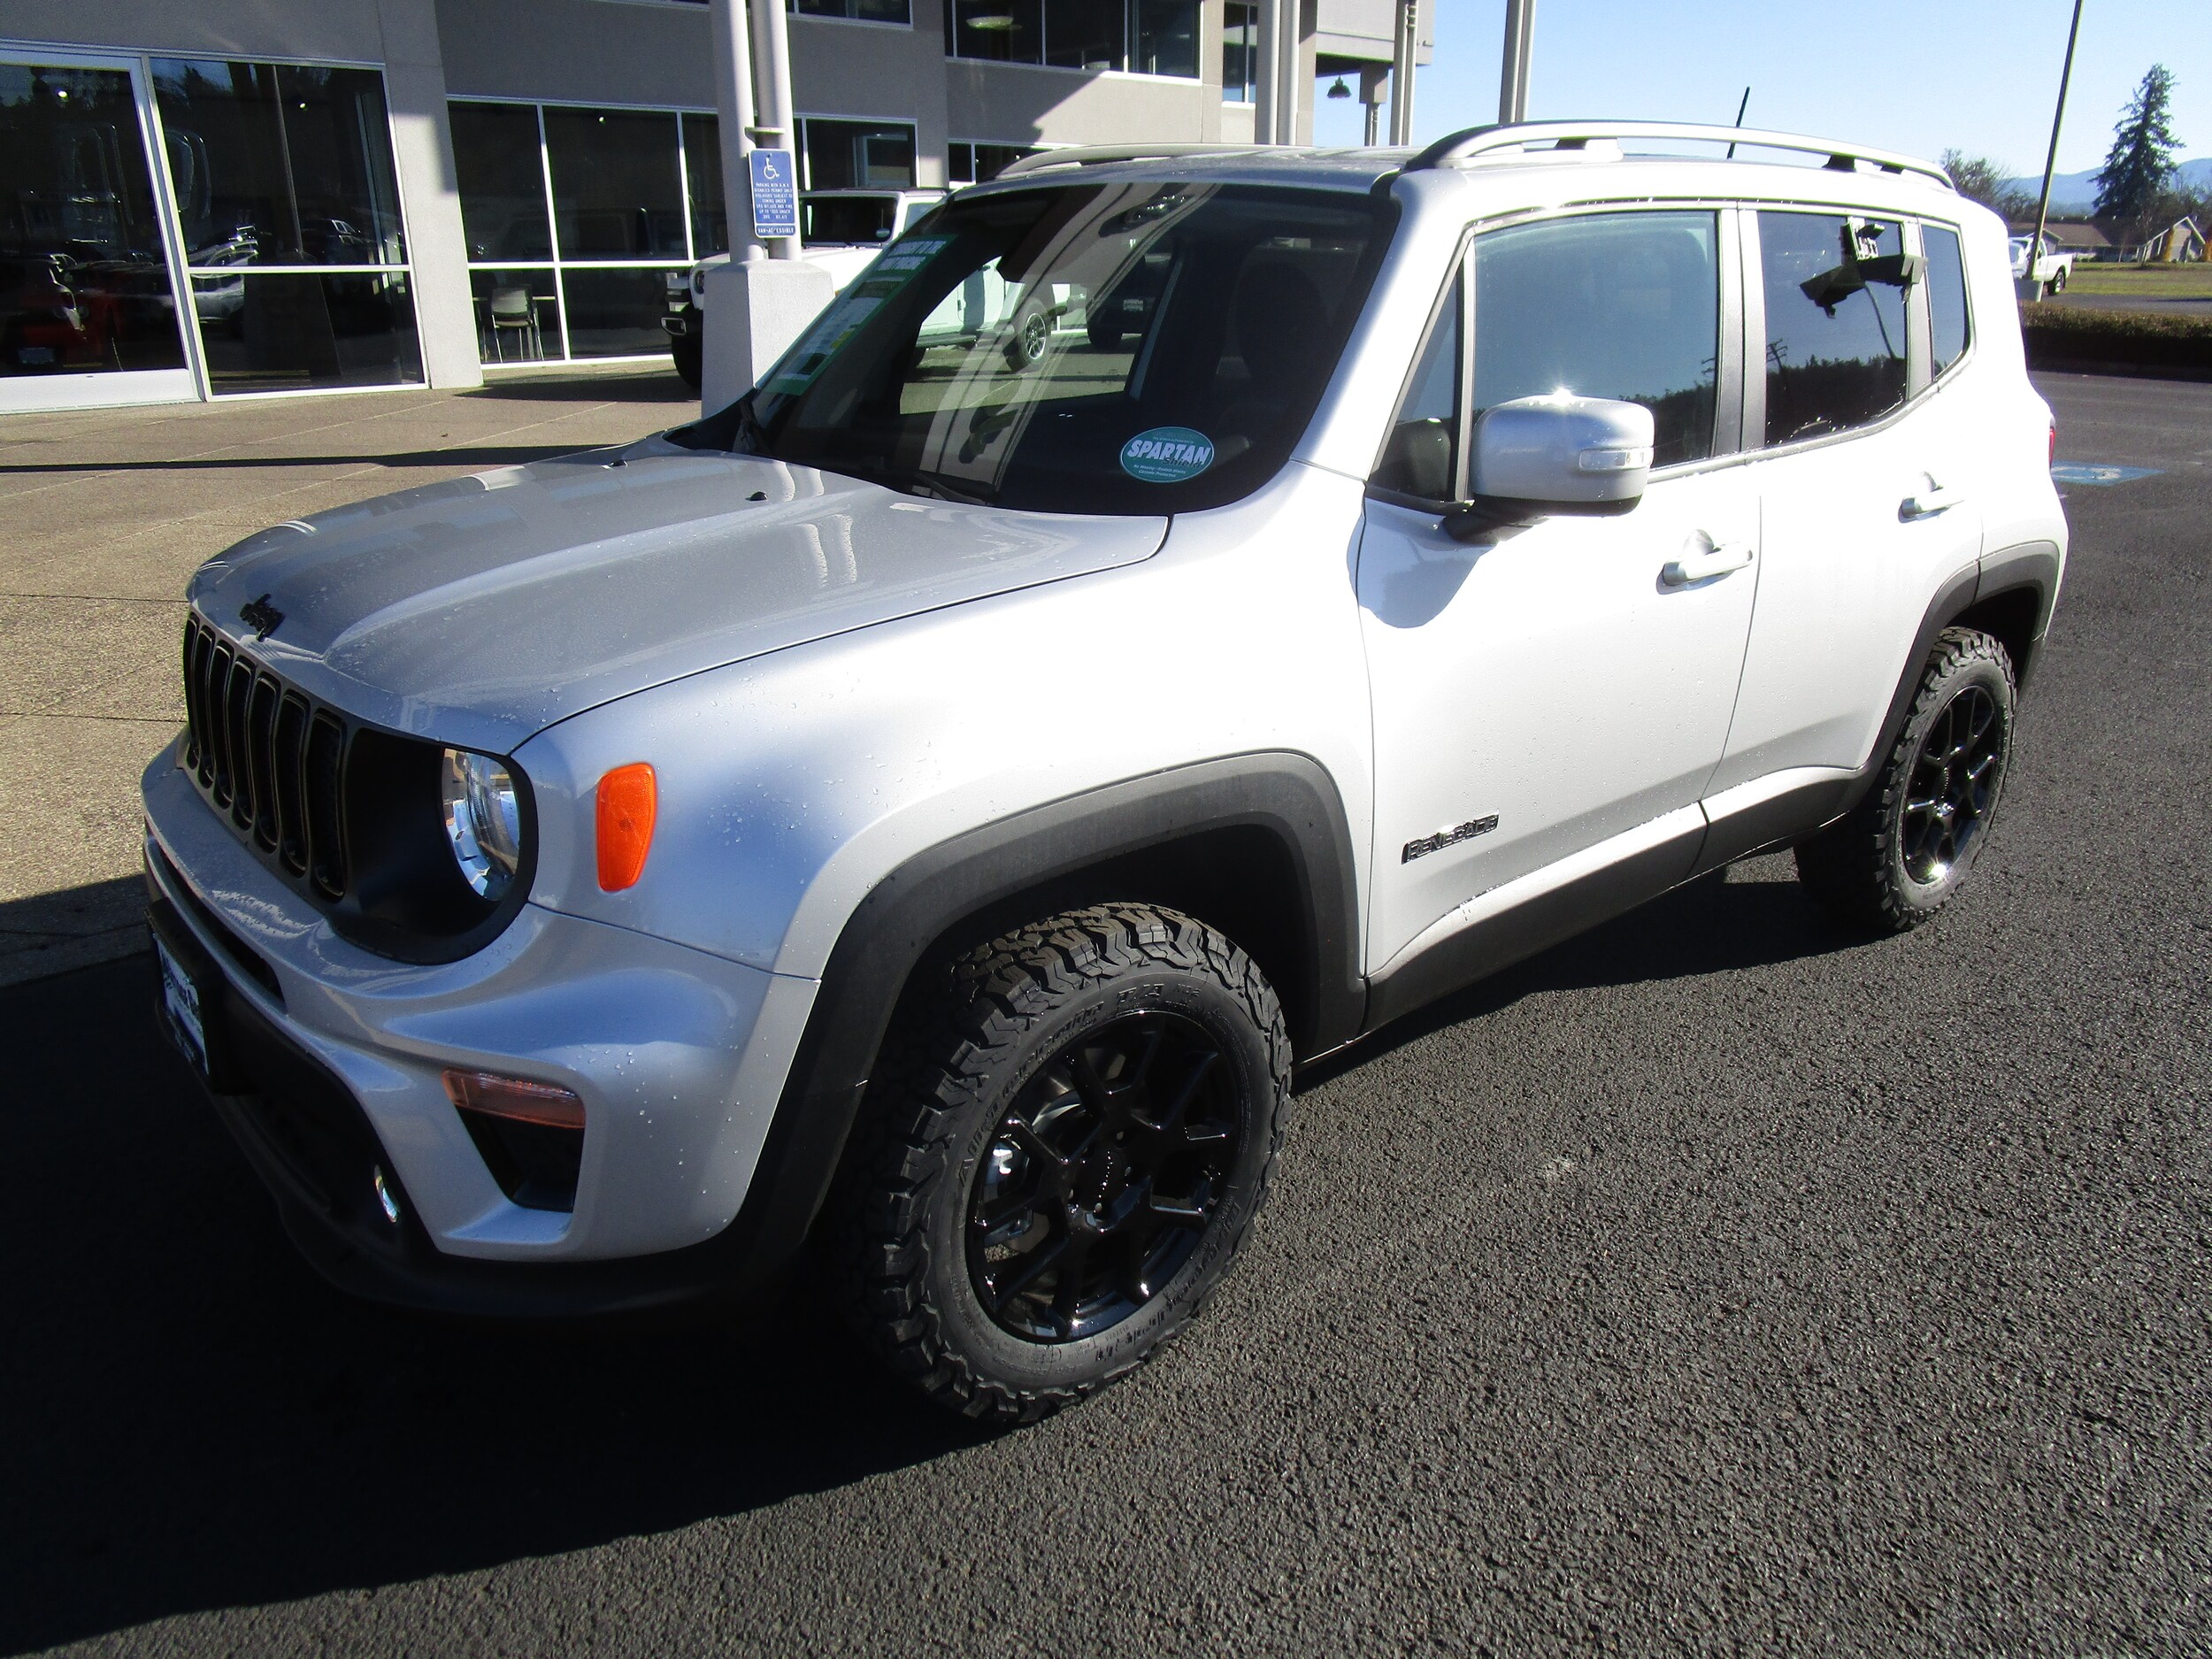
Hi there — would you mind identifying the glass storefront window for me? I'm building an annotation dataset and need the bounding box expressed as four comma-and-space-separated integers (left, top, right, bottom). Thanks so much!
1134, 0, 1199, 78
947, 0, 1196, 72
801, 119, 916, 191
453, 98, 700, 367
543, 106, 686, 260
191, 271, 421, 393
469, 269, 562, 364
682, 112, 728, 258
793, 0, 913, 18
1222, 2, 1257, 101
152, 60, 404, 267
450, 102, 552, 261
947, 141, 1040, 185
560, 267, 671, 357
0, 62, 188, 380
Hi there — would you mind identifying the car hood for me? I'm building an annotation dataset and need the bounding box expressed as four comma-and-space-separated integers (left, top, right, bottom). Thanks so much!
188, 436, 1168, 755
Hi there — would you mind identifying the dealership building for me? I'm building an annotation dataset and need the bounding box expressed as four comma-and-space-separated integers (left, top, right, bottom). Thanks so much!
0, 0, 1425, 414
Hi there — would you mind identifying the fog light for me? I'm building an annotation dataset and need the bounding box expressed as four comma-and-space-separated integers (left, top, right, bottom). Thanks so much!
373, 1166, 402, 1224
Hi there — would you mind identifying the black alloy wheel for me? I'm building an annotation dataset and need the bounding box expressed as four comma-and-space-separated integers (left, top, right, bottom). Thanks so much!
1900, 683, 2003, 885
833, 902, 1289, 1422
968, 1010, 1239, 1343
1795, 626, 2018, 933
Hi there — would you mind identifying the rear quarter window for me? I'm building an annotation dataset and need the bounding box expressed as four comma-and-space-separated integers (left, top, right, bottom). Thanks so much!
1923, 223, 1970, 378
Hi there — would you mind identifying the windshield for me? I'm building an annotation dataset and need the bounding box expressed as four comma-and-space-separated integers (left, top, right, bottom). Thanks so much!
675, 182, 1396, 514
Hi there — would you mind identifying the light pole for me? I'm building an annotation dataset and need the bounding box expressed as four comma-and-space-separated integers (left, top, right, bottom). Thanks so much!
2026, 0, 2086, 301
1497, 0, 1533, 126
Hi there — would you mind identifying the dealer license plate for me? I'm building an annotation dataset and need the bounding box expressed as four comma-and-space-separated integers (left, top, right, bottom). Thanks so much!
156, 934, 210, 1080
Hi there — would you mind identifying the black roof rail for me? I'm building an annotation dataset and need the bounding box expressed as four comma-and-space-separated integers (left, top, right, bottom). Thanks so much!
1402, 121, 1954, 189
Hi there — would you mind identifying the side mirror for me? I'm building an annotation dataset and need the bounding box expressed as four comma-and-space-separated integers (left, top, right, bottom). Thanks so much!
1445, 394, 1654, 540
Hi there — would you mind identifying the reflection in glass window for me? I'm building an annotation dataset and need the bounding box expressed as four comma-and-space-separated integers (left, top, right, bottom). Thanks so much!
949, 142, 1040, 186
706, 183, 1393, 517
191, 272, 422, 392
1924, 223, 1970, 379
1372, 273, 1460, 499
544, 107, 686, 259
1472, 211, 1721, 468
151, 61, 403, 267
682, 113, 728, 257
1759, 211, 1908, 445
451, 102, 552, 262
949, 0, 1044, 61
802, 119, 917, 190
0, 63, 188, 377
1222, 3, 1257, 102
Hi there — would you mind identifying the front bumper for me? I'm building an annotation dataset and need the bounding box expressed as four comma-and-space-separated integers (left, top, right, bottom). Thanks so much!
142, 740, 823, 1311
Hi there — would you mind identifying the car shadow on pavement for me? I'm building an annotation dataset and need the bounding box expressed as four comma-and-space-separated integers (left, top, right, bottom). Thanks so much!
0, 949, 990, 1655
1, 861, 1853, 1652
461, 372, 698, 406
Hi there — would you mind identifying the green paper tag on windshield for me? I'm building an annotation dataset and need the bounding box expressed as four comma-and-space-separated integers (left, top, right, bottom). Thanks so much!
1119, 427, 1215, 484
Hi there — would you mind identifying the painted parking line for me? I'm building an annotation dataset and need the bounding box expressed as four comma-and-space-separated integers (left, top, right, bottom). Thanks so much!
2052, 463, 2163, 486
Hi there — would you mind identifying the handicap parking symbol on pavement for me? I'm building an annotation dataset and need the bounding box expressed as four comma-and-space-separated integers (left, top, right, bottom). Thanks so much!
2051, 462, 2162, 486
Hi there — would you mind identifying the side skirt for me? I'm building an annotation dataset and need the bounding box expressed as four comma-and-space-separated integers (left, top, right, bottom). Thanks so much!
1362, 767, 1863, 1036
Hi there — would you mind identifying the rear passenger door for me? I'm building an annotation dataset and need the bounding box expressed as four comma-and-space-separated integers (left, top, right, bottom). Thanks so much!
1357, 207, 1760, 973
1707, 208, 1985, 797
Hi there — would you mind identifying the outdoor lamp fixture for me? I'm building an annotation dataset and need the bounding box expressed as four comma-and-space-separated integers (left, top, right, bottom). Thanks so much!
1328, 78, 1351, 99
967, 12, 1016, 27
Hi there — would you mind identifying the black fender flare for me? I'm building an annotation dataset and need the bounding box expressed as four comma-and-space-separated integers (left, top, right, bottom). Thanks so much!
1839, 538, 2061, 819
719, 751, 1366, 1293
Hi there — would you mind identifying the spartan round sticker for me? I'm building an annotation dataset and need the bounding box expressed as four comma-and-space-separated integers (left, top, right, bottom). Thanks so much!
1120, 426, 1215, 484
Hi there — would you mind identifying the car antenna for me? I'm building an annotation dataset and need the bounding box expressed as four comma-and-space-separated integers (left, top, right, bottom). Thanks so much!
1726, 87, 1750, 158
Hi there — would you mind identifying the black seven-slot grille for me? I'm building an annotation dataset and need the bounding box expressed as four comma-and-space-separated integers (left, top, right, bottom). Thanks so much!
180, 612, 349, 901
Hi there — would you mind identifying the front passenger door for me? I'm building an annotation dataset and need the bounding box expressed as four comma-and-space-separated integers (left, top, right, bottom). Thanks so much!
1358, 208, 1761, 973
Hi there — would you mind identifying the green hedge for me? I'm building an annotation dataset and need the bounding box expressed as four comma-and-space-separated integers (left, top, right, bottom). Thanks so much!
2018, 303, 2212, 372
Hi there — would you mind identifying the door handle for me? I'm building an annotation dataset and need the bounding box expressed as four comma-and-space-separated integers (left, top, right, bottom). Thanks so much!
1900, 484, 1965, 520
1662, 540, 1755, 586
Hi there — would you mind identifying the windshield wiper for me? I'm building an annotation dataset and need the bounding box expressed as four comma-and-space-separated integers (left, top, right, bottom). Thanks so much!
899, 469, 995, 506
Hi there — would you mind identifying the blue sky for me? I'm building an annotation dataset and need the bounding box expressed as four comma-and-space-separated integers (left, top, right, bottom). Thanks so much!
1310, 0, 2208, 178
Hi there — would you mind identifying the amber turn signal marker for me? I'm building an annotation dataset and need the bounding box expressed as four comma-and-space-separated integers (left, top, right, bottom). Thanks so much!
442, 1068, 586, 1130
595, 762, 657, 891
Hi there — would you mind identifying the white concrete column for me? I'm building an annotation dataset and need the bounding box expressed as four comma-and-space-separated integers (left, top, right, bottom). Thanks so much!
376, 0, 480, 388
750, 0, 802, 258
711, 0, 767, 265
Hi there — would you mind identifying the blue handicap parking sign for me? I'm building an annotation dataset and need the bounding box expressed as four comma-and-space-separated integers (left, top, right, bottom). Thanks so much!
749, 149, 799, 241
2050, 462, 2162, 486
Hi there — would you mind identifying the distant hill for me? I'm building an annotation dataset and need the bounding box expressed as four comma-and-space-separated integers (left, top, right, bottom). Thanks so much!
2003, 157, 2212, 214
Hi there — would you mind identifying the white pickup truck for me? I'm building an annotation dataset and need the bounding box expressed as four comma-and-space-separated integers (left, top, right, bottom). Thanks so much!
2008, 232, 2077, 298
664, 188, 945, 387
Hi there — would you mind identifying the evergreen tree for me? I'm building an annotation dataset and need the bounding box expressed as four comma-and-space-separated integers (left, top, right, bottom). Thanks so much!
2093, 65, 2181, 230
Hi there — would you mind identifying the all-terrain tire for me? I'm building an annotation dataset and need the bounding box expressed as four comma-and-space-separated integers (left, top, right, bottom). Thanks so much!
669, 328, 703, 391
833, 903, 1291, 1423
1795, 626, 2017, 933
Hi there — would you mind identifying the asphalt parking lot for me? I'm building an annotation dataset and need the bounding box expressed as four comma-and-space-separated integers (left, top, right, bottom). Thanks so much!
4, 371, 2208, 1656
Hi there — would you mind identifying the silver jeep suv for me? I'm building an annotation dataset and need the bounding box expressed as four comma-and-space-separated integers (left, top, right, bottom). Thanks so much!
145, 123, 2067, 1419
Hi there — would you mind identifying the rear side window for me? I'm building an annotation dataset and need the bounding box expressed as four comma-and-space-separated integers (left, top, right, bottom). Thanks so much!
1469, 210, 1722, 469
1758, 211, 1909, 444
1924, 223, 1970, 377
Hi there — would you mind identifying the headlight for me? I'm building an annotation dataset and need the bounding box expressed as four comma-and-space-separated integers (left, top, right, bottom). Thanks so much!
440, 748, 523, 900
